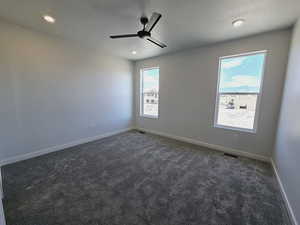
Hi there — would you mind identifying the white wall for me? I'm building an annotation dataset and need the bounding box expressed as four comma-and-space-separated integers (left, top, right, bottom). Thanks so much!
134, 29, 291, 158
0, 20, 133, 163
273, 21, 300, 225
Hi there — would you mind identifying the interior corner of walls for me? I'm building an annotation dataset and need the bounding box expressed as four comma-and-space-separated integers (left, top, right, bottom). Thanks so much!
270, 18, 300, 225
131, 60, 137, 68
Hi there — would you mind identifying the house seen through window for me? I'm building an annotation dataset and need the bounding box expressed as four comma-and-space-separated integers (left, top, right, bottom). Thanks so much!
215, 51, 266, 132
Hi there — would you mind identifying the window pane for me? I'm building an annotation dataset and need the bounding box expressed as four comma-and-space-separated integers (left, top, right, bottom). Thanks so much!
219, 53, 265, 93
217, 94, 258, 129
216, 52, 266, 130
142, 68, 159, 117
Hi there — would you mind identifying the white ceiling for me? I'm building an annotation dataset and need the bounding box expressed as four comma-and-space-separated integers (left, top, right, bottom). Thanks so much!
0, 0, 299, 60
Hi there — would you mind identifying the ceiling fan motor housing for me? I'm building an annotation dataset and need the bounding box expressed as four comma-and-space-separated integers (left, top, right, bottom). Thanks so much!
138, 30, 151, 38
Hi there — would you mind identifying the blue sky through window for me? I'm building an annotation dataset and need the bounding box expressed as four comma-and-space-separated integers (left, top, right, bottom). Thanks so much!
219, 53, 266, 93
143, 68, 159, 92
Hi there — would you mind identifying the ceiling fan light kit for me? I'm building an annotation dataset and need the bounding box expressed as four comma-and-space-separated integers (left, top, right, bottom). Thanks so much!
110, 12, 167, 48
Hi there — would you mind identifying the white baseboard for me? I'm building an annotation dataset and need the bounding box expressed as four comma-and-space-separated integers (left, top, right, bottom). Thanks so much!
0, 127, 133, 166
0, 170, 2, 199
271, 160, 298, 225
137, 128, 270, 162
0, 200, 6, 225
0, 169, 3, 225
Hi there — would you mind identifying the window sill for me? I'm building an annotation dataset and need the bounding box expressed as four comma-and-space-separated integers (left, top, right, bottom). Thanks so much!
140, 115, 159, 119
214, 124, 257, 134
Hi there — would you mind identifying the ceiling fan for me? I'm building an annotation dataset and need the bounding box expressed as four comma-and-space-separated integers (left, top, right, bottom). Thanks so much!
110, 12, 167, 48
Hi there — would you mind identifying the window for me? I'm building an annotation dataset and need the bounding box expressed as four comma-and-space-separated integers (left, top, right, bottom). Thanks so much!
214, 51, 266, 132
140, 68, 159, 118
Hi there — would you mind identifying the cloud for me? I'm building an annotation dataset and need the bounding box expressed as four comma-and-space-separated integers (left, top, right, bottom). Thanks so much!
143, 75, 159, 92
221, 57, 246, 69
221, 75, 260, 88
143, 75, 158, 84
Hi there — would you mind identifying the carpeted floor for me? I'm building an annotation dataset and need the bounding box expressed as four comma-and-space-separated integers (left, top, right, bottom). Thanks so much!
2, 130, 290, 225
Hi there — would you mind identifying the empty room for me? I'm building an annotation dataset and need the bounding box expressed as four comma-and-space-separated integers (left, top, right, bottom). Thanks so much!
0, 0, 299, 224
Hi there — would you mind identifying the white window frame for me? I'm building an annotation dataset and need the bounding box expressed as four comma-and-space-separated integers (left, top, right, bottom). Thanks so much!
214, 50, 267, 133
140, 67, 160, 119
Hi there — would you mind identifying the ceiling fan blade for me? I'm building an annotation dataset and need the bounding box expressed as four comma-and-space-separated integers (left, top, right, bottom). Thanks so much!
110, 34, 138, 39
147, 37, 167, 48
145, 12, 162, 32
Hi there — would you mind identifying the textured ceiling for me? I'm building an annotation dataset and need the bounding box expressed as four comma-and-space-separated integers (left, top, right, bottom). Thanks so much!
0, 0, 299, 60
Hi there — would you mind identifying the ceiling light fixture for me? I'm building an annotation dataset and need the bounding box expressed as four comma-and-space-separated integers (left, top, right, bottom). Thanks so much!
132, 50, 137, 55
232, 19, 245, 28
43, 15, 56, 24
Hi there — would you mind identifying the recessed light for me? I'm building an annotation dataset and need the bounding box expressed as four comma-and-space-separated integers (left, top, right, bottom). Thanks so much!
43, 15, 56, 24
232, 19, 245, 28
132, 50, 137, 55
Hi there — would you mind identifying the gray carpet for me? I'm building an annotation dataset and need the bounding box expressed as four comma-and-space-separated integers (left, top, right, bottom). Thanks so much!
2, 130, 290, 225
